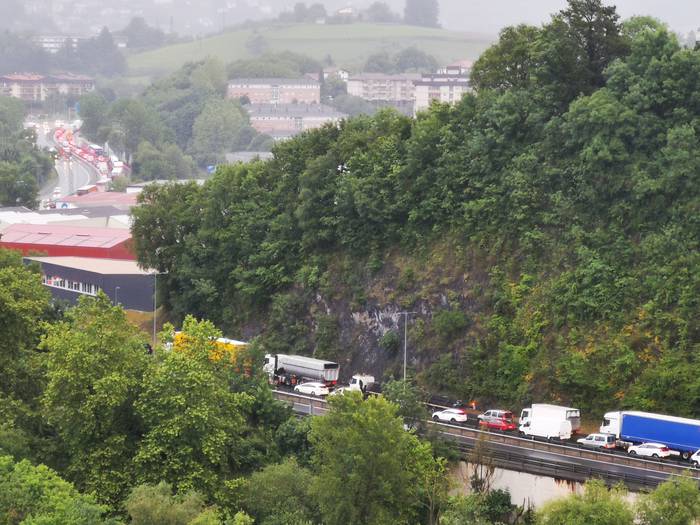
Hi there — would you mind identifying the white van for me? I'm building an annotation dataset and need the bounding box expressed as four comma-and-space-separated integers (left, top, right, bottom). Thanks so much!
520, 418, 572, 440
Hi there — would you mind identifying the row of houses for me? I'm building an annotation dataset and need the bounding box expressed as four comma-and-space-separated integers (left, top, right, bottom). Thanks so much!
0, 73, 95, 102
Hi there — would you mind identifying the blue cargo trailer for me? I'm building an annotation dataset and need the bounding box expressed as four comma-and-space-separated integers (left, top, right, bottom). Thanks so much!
601, 410, 700, 459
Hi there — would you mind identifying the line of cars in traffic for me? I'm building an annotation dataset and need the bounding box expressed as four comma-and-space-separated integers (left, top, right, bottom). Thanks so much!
431, 403, 700, 465
262, 352, 700, 465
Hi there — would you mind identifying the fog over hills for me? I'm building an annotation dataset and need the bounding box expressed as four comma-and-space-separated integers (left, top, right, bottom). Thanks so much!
439, 0, 700, 34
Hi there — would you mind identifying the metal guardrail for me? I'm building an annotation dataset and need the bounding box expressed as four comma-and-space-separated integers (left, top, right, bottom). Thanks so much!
271, 389, 700, 488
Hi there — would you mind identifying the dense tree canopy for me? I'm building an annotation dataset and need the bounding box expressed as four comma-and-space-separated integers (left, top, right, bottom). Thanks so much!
41, 293, 150, 506
133, 6, 700, 417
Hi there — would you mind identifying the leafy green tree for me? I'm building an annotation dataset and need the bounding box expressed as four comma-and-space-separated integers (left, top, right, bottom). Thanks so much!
470, 25, 541, 91
364, 52, 395, 73
125, 482, 221, 525
404, 0, 439, 27
638, 476, 700, 525
0, 455, 112, 525
537, 479, 634, 525
121, 17, 165, 49
242, 457, 318, 525
274, 416, 313, 466
227, 52, 322, 79
394, 47, 438, 72
132, 141, 196, 181
106, 99, 166, 160
0, 96, 24, 137
0, 250, 50, 429
41, 293, 149, 505
364, 2, 398, 23
536, 0, 628, 110
0, 161, 38, 207
134, 317, 254, 504
77, 91, 109, 139
190, 99, 250, 166
382, 378, 428, 428
0, 32, 49, 75
246, 32, 269, 57
309, 393, 436, 525
75, 27, 127, 76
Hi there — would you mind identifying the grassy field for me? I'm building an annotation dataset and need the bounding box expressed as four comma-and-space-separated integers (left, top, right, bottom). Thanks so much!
128, 23, 494, 78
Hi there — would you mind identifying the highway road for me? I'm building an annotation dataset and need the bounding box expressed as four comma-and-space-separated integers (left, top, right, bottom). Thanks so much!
272, 389, 700, 490
35, 125, 98, 202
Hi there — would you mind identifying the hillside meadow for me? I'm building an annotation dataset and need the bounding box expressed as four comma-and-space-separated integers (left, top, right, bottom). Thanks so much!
127, 23, 494, 77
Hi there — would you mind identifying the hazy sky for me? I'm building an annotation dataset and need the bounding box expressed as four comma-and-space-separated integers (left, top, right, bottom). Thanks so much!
439, 0, 699, 35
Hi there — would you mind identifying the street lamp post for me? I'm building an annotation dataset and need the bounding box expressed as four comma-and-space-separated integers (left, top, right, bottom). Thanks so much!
114, 286, 120, 305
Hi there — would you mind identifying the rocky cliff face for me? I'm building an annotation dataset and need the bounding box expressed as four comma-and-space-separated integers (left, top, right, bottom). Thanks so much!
248, 239, 496, 387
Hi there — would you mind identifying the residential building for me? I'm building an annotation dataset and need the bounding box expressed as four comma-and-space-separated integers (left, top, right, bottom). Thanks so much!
414, 72, 471, 114
346, 73, 420, 102
0, 73, 95, 102
0, 224, 135, 260
32, 35, 85, 54
323, 67, 349, 82
25, 256, 156, 311
245, 103, 346, 139
227, 78, 321, 104
437, 60, 473, 76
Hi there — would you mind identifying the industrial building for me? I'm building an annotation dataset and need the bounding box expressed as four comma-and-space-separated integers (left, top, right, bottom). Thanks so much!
25, 256, 156, 311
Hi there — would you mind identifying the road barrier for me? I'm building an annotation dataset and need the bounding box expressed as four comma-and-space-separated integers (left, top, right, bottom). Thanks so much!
272, 389, 700, 489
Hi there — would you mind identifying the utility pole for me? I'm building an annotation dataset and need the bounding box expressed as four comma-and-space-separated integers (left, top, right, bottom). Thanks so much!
398, 311, 416, 383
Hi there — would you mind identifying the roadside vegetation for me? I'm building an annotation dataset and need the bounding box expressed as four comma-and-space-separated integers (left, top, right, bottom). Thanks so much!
0, 251, 699, 522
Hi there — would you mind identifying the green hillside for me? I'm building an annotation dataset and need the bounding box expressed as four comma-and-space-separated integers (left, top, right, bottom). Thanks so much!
128, 23, 493, 77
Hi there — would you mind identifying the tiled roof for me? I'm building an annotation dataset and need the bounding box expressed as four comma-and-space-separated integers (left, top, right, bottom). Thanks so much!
58, 192, 138, 207
25, 256, 152, 275
1, 224, 131, 249
246, 103, 346, 118
229, 78, 319, 86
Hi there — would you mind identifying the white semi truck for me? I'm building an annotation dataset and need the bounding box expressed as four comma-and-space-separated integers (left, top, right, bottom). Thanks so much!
519, 404, 581, 440
264, 354, 340, 387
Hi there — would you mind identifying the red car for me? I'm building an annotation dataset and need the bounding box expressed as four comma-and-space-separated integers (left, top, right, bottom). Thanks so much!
478, 409, 517, 431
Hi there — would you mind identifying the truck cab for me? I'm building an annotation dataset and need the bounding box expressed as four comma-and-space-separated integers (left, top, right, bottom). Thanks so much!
349, 374, 375, 393
600, 412, 621, 436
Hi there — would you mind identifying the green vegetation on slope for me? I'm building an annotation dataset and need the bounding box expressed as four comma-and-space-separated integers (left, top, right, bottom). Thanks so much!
128, 23, 492, 77
133, 4, 700, 417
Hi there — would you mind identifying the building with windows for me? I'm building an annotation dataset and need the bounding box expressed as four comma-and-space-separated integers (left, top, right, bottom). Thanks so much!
346, 73, 420, 102
0, 224, 135, 260
245, 103, 346, 139
25, 256, 156, 311
32, 35, 85, 54
227, 78, 321, 104
413, 72, 471, 114
0, 73, 95, 102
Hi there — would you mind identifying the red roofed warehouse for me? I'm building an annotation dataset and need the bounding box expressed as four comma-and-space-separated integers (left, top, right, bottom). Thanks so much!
0, 224, 135, 260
